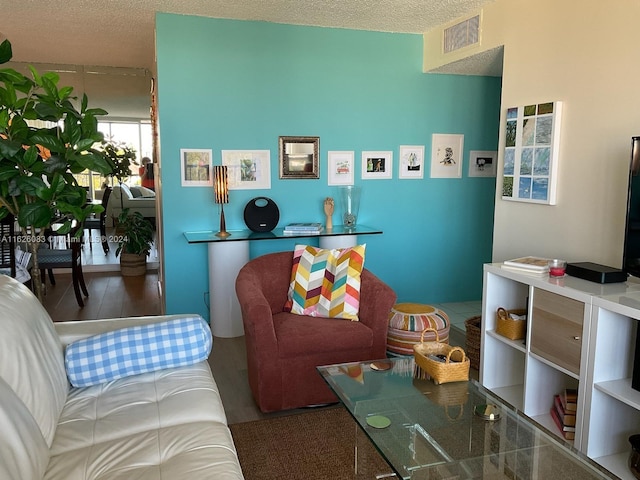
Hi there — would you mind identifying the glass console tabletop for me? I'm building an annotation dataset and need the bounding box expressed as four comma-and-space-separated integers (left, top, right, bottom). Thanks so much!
317, 357, 616, 480
183, 224, 382, 243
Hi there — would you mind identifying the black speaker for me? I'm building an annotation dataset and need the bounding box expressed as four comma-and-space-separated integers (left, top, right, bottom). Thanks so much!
243, 197, 279, 232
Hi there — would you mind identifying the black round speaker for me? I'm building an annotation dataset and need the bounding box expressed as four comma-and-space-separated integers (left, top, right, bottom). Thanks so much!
243, 197, 280, 232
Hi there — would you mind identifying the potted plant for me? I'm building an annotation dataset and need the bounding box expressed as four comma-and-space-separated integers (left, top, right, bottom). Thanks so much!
0, 39, 113, 301
115, 208, 154, 276
99, 140, 137, 216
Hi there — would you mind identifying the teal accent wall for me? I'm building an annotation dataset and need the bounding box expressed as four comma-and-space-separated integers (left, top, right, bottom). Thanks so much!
156, 14, 501, 320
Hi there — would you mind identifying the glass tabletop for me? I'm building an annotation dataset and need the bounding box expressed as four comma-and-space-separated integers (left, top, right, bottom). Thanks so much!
317, 357, 617, 480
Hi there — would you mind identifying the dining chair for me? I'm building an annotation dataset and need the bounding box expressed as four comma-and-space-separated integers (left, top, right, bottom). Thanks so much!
38, 225, 89, 307
0, 214, 16, 278
84, 186, 112, 254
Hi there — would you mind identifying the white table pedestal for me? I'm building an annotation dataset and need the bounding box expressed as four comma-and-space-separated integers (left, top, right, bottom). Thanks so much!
208, 241, 248, 338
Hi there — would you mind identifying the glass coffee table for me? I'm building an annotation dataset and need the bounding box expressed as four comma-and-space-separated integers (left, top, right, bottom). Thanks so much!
317, 357, 617, 480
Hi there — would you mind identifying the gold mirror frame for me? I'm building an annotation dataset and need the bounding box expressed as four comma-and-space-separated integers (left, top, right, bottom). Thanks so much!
279, 136, 320, 179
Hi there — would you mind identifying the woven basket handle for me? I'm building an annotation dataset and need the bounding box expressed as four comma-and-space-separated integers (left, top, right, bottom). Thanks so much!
497, 307, 509, 320
420, 327, 440, 343
446, 346, 467, 363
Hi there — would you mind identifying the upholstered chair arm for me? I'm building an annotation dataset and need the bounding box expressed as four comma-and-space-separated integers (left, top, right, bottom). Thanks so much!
235, 270, 278, 357
358, 269, 397, 358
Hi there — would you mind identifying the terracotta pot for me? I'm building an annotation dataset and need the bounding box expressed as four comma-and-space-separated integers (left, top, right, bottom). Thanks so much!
119, 252, 147, 276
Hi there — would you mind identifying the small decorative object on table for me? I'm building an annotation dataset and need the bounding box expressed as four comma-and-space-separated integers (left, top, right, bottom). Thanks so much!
548, 258, 567, 277
339, 185, 360, 228
495, 307, 527, 340
413, 328, 469, 385
323, 197, 334, 231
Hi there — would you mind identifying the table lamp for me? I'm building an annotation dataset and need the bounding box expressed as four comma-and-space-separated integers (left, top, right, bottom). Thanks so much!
213, 165, 230, 238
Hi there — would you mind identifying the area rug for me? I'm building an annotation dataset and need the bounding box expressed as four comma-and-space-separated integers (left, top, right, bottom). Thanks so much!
229, 405, 393, 480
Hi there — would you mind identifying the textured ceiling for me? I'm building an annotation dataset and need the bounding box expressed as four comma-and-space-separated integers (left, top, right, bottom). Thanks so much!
1, 0, 496, 71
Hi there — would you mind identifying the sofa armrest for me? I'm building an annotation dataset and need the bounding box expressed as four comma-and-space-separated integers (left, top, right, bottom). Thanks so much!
358, 269, 397, 357
54, 314, 205, 348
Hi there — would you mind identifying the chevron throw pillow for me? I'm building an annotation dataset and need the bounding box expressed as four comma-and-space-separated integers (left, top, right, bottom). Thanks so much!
283, 243, 366, 320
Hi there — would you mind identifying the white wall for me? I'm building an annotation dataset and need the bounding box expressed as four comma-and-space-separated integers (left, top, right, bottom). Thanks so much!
425, 0, 640, 267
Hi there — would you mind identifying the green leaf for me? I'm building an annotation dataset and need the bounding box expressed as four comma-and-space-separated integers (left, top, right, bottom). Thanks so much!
63, 115, 81, 147
17, 202, 51, 228
0, 40, 12, 64
0, 164, 19, 182
58, 86, 74, 100
16, 175, 47, 196
29, 133, 65, 152
22, 146, 39, 168
34, 102, 61, 121
0, 137, 22, 158
0, 109, 9, 129
84, 107, 109, 116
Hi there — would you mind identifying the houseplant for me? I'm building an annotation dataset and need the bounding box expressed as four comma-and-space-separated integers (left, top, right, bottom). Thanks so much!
99, 140, 137, 216
0, 39, 113, 301
115, 208, 154, 276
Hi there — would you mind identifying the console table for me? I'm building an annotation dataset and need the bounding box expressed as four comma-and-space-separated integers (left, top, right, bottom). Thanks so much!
184, 225, 382, 338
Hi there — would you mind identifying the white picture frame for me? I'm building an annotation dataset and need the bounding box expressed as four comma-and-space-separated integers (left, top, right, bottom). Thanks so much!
327, 151, 355, 186
430, 134, 464, 179
221, 150, 271, 190
361, 151, 393, 179
180, 149, 213, 187
501, 101, 562, 205
468, 150, 498, 177
398, 145, 425, 179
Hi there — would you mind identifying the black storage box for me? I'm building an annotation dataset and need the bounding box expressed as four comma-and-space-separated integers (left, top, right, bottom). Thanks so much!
566, 262, 627, 284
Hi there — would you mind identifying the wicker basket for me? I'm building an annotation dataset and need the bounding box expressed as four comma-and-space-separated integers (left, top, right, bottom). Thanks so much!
464, 316, 481, 370
413, 328, 470, 385
496, 307, 527, 340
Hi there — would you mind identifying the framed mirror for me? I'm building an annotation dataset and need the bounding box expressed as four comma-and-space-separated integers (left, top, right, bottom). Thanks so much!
279, 136, 320, 179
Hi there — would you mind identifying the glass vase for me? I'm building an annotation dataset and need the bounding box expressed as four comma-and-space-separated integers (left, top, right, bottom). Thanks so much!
339, 186, 361, 229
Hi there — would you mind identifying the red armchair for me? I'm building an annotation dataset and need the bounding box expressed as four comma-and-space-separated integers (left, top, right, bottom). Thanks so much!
235, 250, 397, 412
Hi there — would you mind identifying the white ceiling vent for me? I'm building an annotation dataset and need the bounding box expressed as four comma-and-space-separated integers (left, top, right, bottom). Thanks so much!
443, 14, 480, 54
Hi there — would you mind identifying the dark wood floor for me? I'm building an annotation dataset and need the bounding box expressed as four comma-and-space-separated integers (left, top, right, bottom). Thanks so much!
42, 270, 162, 322
41, 272, 474, 425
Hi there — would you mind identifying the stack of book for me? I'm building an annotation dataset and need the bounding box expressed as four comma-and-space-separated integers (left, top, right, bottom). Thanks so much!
550, 388, 577, 440
283, 222, 324, 235
501, 256, 550, 276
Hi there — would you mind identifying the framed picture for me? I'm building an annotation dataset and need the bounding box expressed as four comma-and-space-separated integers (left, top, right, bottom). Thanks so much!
180, 149, 213, 187
430, 134, 464, 178
221, 150, 271, 190
469, 150, 498, 177
327, 151, 355, 185
502, 101, 563, 205
398, 145, 425, 179
361, 151, 393, 179
279, 136, 320, 179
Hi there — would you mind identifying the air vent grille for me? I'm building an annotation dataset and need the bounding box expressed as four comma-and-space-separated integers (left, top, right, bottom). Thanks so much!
443, 15, 480, 53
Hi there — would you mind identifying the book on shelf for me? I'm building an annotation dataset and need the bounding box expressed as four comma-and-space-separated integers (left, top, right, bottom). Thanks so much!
560, 388, 578, 413
550, 407, 576, 440
502, 256, 550, 272
553, 395, 576, 427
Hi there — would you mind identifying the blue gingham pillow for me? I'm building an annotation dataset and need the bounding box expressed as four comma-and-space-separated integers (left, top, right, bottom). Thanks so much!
65, 316, 212, 387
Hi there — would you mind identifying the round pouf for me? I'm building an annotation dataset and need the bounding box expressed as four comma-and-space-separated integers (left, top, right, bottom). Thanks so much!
387, 303, 450, 356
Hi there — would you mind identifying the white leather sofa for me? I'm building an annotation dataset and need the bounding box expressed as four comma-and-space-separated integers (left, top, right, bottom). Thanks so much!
106, 184, 156, 227
0, 275, 245, 480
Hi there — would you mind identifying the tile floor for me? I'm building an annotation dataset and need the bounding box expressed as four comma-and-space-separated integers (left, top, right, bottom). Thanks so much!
432, 300, 482, 333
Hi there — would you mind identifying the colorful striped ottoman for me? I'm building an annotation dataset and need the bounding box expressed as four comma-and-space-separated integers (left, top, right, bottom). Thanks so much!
387, 303, 450, 356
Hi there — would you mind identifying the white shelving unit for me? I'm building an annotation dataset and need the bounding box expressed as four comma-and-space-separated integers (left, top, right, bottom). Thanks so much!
481, 263, 640, 478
